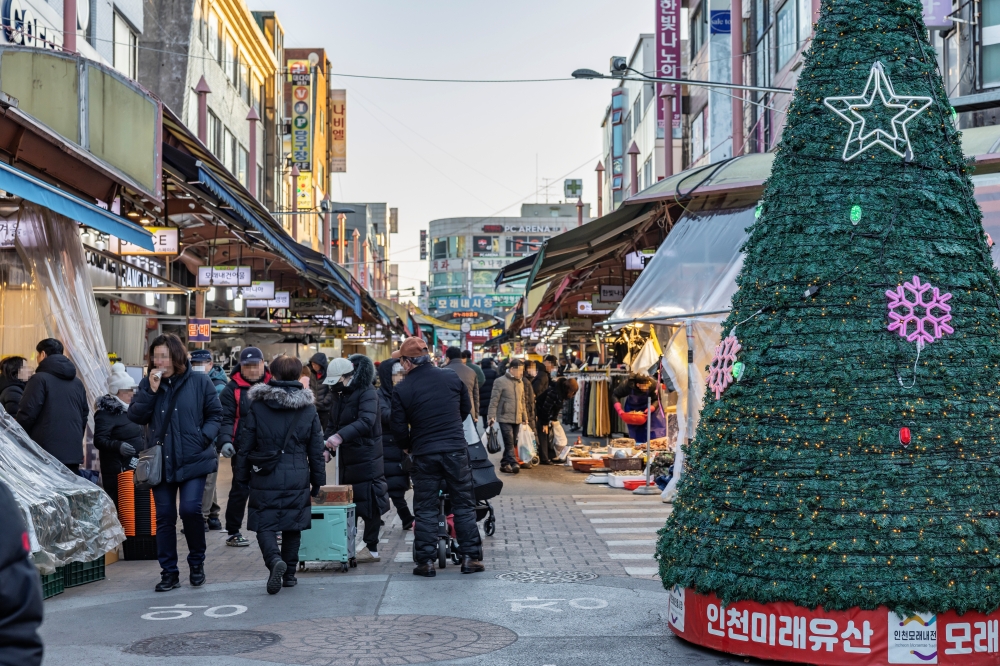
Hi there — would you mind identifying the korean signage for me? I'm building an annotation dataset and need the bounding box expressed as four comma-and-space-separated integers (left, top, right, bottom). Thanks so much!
419, 229, 428, 260
667, 586, 1000, 665
577, 301, 612, 315
472, 257, 519, 270
599, 284, 626, 303
449, 311, 480, 319
296, 170, 312, 210
187, 318, 211, 343
288, 60, 312, 171
198, 266, 251, 287
330, 89, 346, 172
241, 281, 275, 300
473, 236, 499, 256
435, 296, 495, 310
431, 258, 463, 273
246, 291, 290, 309
482, 224, 504, 233
117, 227, 179, 256
656, 0, 682, 131
625, 249, 656, 271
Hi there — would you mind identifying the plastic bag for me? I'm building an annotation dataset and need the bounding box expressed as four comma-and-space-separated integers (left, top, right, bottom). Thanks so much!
483, 422, 502, 454
551, 422, 570, 461
463, 415, 481, 446
516, 426, 537, 464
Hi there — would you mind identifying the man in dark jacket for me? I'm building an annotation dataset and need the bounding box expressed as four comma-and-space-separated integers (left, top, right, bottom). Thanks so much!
16, 339, 88, 471
0, 480, 43, 666
535, 378, 579, 464
478, 358, 498, 423
443, 347, 479, 416
391, 337, 484, 577
325, 354, 389, 563
377, 359, 413, 529
308, 352, 334, 431
219, 347, 272, 547
462, 350, 484, 402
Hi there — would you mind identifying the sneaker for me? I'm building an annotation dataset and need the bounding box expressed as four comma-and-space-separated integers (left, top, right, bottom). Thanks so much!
207, 517, 223, 531
266, 560, 287, 595
154, 572, 180, 592
356, 547, 380, 563
189, 564, 206, 587
226, 533, 250, 547
282, 571, 298, 587
500, 464, 519, 474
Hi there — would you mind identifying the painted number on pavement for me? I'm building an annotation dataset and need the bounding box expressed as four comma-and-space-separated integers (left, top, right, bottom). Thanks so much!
141, 604, 247, 620
506, 597, 609, 612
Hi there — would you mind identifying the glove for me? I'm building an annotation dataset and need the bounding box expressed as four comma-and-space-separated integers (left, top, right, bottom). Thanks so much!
325, 433, 343, 449
220, 443, 236, 458
614, 403, 625, 416
323, 449, 332, 463
118, 442, 136, 457
311, 483, 322, 497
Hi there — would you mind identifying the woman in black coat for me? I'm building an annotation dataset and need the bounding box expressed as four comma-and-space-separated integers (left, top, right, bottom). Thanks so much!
478, 358, 498, 422
235, 356, 325, 594
0, 355, 26, 416
325, 354, 390, 563
376, 359, 413, 529
94, 363, 147, 508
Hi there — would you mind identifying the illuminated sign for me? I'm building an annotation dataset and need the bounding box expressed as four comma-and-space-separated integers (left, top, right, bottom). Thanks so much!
246, 291, 290, 309
241, 281, 275, 299
197, 266, 251, 287
449, 311, 480, 319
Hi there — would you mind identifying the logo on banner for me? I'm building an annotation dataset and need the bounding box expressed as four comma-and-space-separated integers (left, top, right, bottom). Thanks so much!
888, 612, 937, 664
669, 585, 685, 632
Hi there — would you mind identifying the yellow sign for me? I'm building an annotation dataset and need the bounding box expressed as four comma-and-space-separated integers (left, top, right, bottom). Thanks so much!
288, 59, 312, 171
330, 89, 346, 173
296, 171, 313, 211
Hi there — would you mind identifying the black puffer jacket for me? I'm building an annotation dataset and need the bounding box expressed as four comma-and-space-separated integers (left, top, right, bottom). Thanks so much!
128, 361, 223, 484
377, 359, 410, 496
391, 362, 471, 456
15, 354, 88, 465
0, 376, 24, 416
94, 395, 147, 479
327, 354, 389, 522
235, 381, 326, 532
478, 362, 498, 420
0, 480, 43, 666
308, 352, 334, 431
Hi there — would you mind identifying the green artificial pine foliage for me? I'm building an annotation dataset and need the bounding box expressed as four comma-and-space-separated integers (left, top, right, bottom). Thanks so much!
656, 0, 1000, 614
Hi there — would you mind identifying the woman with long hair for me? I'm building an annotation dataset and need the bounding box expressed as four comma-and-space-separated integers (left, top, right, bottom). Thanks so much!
0, 356, 28, 415
128, 333, 223, 592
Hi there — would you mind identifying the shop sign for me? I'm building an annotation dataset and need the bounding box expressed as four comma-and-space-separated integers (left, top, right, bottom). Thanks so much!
482, 224, 504, 233
923, 0, 953, 28
503, 224, 563, 234
568, 317, 594, 330
109, 298, 157, 316
241, 281, 275, 300
435, 296, 495, 310
330, 89, 346, 173
246, 291, 290, 309
197, 266, 251, 287
323, 327, 347, 339
1, 0, 71, 50
288, 60, 312, 171
656, 0, 682, 131
564, 179, 583, 198
449, 311, 480, 319
117, 227, 179, 256
0, 218, 16, 248
87, 251, 157, 288
520, 327, 533, 337
187, 318, 211, 343
599, 284, 626, 302
467, 328, 491, 339
291, 297, 329, 313
472, 257, 519, 270
431, 258, 463, 273
709, 10, 730, 33
625, 249, 656, 271
577, 301, 612, 315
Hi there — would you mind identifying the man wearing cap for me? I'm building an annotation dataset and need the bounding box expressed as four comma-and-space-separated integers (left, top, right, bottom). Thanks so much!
219, 347, 271, 547
390, 337, 485, 577
190, 350, 224, 530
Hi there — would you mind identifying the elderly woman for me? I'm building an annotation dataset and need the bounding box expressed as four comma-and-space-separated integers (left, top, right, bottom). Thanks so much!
94, 363, 146, 509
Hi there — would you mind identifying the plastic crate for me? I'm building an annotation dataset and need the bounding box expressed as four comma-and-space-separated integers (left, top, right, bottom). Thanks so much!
123, 535, 158, 561
298, 503, 356, 566
40, 570, 64, 599
63, 557, 105, 588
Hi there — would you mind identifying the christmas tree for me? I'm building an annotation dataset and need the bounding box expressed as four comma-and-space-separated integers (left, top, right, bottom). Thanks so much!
657, 0, 1000, 614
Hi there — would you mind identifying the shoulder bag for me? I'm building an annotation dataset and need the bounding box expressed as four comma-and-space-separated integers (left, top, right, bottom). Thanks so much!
134, 384, 180, 490
248, 420, 299, 476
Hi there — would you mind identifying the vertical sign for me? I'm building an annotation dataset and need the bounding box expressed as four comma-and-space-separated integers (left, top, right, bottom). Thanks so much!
289, 59, 312, 171
656, 0, 682, 131
330, 89, 347, 172
187, 318, 212, 343
419, 229, 428, 260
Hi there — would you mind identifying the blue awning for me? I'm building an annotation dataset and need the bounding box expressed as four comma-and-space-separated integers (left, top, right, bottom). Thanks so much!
0, 161, 153, 250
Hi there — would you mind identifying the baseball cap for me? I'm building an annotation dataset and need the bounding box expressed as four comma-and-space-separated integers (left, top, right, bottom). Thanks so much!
323, 357, 355, 385
189, 349, 212, 364
239, 347, 264, 365
398, 337, 429, 359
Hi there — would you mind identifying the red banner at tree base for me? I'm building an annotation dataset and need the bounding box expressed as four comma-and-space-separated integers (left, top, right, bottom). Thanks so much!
668, 587, 1000, 665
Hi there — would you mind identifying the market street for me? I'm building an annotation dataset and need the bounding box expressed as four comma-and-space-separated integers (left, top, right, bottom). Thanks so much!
39, 455, 743, 666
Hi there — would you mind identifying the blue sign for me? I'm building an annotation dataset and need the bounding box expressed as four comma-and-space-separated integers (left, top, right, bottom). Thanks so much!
435, 296, 495, 311
710, 10, 731, 34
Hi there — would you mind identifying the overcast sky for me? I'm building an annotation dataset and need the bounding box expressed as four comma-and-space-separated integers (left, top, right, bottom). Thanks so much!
247, 0, 653, 299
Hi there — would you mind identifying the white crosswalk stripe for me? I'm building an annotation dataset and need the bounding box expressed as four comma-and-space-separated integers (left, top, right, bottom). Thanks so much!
603, 540, 656, 547
623, 567, 659, 576
394, 551, 411, 563
608, 553, 655, 560
589, 517, 669, 524
595, 527, 660, 534
582, 509, 673, 515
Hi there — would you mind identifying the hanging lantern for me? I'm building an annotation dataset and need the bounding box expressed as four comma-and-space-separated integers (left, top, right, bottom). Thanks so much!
899, 427, 911, 447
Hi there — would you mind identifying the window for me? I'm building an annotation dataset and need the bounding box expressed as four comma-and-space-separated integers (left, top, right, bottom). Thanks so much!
431, 236, 465, 260
984, 0, 1000, 86
431, 272, 464, 289
251, 74, 262, 113
505, 236, 543, 257
633, 95, 642, 133
112, 12, 137, 79
691, 4, 707, 58
256, 164, 263, 200
207, 10, 219, 60
472, 270, 496, 289
223, 128, 235, 173
223, 35, 236, 82
240, 57, 251, 104
207, 110, 221, 155
643, 157, 652, 190
691, 110, 705, 161
776, 0, 796, 69
237, 144, 248, 186
797, 0, 811, 44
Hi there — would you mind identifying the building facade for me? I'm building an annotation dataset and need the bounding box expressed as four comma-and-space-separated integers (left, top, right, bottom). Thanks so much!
427, 203, 591, 315
328, 202, 394, 297
250, 10, 285, 213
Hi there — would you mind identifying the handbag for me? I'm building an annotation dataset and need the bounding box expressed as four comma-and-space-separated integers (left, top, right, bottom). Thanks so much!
248, 421, 299, 476
134, 383, 181, 490
484, 421, 502, 454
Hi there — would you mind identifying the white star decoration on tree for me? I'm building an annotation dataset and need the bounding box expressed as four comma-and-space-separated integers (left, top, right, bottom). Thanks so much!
823, 61, 933, 161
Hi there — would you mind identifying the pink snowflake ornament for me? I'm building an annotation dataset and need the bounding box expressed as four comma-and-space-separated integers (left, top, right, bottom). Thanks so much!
885, 275, 953, 346
708, 334, 742, 400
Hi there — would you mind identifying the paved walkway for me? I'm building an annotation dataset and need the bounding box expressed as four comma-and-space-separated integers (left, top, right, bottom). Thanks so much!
40, 443, 752, 666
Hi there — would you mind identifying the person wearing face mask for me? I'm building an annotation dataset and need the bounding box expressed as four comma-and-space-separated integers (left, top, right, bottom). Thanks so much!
0, 355, 29, 415
377, 357, 414, 529
612, 373, 668, 443
217, 347, 272, 547
94, 362, 146, 509
487, 358, 528, 474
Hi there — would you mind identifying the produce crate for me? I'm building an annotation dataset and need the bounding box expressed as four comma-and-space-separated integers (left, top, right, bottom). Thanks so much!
63, 556, 105, 588
605, 457, 645, 471
40, 570, 64, 599
123, 535, 158, 561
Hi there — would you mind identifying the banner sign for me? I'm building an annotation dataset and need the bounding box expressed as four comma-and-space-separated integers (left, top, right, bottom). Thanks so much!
330, 89, 346, 172
289, 59, 312, 171
117, 227, 178, 256
668, 587, 1000, 665
246, 291, 290, 309
625, 249, 656, 271
241, 281, 275, 299
187, 318, 211, 343
197, 266, 251, 287
435, 296, 495, 310
599, 284, 626, 303
656, 0, 682, 131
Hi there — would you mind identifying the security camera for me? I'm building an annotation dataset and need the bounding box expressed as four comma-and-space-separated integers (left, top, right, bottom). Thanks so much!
610, 56, 628, 77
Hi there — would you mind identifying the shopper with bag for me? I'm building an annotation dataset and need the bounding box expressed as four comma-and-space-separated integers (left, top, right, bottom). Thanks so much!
94, 363, 146, 508
535, 378, 578, 463
128, 333, 223, 593
235, 355, 326, 594
487, 358, 527, 474
377, 358, 414, 529
612, 373, 666, 443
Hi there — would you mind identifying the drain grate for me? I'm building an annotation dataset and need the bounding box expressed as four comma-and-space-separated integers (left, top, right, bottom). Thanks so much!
126, 630, 281, 656
496, 570, 599, 584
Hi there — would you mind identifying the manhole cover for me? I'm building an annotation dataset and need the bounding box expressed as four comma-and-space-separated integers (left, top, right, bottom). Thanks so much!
247, 615, 516, 665
496, 570, 599, 584
126, 630, 281, 656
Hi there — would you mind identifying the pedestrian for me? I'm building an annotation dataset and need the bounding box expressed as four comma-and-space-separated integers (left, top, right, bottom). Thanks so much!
462, 350, 485, 422
543, 354, 559, 379
612, 373, 667, 443
0, 480, 43, 666
520, 366, 537, 468
487, 358, 527, 475
127, 333, 223, 592
535, 378, 579, 464
16, 339, 88, 473
529, 360, 549, 397
478, 358, 497, 424
377, 358, 414, 530
325, 354, 390, 564
234, 355, 325, 594
390, 337, 484, 577
219, 347, 272, 547
93, 363, 146, 508
0, 355, 28, 416
190, 349, 223, 532
307, 352, 334, 432
443, 346, 479, 416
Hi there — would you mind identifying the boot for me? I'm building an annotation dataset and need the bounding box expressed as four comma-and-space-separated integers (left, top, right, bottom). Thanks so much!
460, 556, 485, 574
413, 560, 436, 577
282, 568, 298, 587
267, 560, 287, 595
402, 515, 415, 531
189, 564, 206, 587
155, 572, 180, 592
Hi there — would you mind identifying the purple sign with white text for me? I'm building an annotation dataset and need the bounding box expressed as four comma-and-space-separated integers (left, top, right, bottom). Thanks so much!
656, 0, 682, 131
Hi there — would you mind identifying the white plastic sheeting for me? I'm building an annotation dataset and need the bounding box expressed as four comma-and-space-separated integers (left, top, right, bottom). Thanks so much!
0, 409, 123, 574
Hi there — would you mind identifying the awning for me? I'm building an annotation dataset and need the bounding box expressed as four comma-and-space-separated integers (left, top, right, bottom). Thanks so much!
0, 161, 154, 250
494, 253, 536, 288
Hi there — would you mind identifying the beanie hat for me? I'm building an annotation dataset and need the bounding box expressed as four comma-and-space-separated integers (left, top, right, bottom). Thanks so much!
108, 362, 136, 393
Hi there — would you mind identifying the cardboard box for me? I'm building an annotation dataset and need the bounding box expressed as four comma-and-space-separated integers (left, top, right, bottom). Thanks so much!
312, 484, 353, 505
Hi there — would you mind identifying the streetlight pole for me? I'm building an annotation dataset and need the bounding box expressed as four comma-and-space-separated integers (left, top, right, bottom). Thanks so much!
661, 88, 675, 178
595, 161, 604, 217
627, 141, 640, 197
290, 165, 300, 240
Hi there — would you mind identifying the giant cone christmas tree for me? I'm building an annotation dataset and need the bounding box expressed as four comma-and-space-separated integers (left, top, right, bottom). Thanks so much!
657, 0, 1000, 616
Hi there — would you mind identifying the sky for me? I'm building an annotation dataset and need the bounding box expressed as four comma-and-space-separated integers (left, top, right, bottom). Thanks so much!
246, 0, 654, 300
